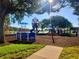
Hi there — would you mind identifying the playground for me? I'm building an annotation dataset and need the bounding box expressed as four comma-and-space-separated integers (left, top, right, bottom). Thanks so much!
3, 34, 79, 47
0, 0, 79, 59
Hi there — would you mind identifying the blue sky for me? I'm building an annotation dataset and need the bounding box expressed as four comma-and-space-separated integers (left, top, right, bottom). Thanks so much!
10, 6, 79, 29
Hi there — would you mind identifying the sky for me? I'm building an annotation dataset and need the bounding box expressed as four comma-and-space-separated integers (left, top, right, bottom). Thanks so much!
10, 6, 79, 29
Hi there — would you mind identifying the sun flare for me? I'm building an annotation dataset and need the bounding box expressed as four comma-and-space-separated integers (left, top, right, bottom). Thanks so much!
48, 0, 53, 3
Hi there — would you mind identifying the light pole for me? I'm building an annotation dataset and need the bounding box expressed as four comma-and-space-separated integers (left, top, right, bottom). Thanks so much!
48, 0, 55, 43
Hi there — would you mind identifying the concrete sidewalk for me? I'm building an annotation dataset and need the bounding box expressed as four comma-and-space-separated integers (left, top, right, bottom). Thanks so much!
26, 45, 63, 59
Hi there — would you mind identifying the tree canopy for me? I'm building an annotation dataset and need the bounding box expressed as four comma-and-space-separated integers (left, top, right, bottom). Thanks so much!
0, 0, 79, 22
0, 0, 79, 16
67, 0, 79, 24
67, 0, 79, 16
0, 0, 64, 21
40, 16, 72, 30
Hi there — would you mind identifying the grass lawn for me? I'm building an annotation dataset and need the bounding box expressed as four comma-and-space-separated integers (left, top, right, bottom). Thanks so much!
59, 46, 79, 59
0, 44, 45, 59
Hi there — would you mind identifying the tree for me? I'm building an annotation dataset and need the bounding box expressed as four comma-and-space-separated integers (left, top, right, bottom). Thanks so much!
0, 0, 30, 42
40, 19, 49, 31
64, 0, 79, 25
0, 0, 43, 42
51, 16, 72, 28
67, 0, 79, 36
67, 0, 79, 16
40, 16, 72, 30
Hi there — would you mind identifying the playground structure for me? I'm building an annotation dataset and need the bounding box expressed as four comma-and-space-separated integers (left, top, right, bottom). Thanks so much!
3, 22, 36, 43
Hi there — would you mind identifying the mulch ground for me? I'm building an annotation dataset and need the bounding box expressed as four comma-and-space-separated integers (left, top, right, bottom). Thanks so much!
34, 35, 79, 47
1, 35, 79, 47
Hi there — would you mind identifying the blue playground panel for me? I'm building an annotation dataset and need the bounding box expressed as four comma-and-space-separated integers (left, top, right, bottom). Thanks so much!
16, 32, 36, 43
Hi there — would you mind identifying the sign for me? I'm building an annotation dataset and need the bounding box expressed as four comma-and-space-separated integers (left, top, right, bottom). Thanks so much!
20, 22, 28, 25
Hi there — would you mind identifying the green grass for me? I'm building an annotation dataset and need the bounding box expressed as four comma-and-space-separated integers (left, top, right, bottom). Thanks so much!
0, 44, 45, 59
59, 46, 79, 59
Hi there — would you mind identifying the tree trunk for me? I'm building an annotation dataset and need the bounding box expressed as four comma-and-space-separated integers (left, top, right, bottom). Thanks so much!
0, 18, 4, 43
78, 29, 79, 37
0, 8, 9, 44
0, 0, 11, 44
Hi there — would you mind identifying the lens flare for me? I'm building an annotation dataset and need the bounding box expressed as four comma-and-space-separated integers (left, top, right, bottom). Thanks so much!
48, 0, 53, 3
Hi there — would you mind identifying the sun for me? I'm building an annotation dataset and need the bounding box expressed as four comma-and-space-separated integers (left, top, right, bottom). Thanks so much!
48, 0, 53, 3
